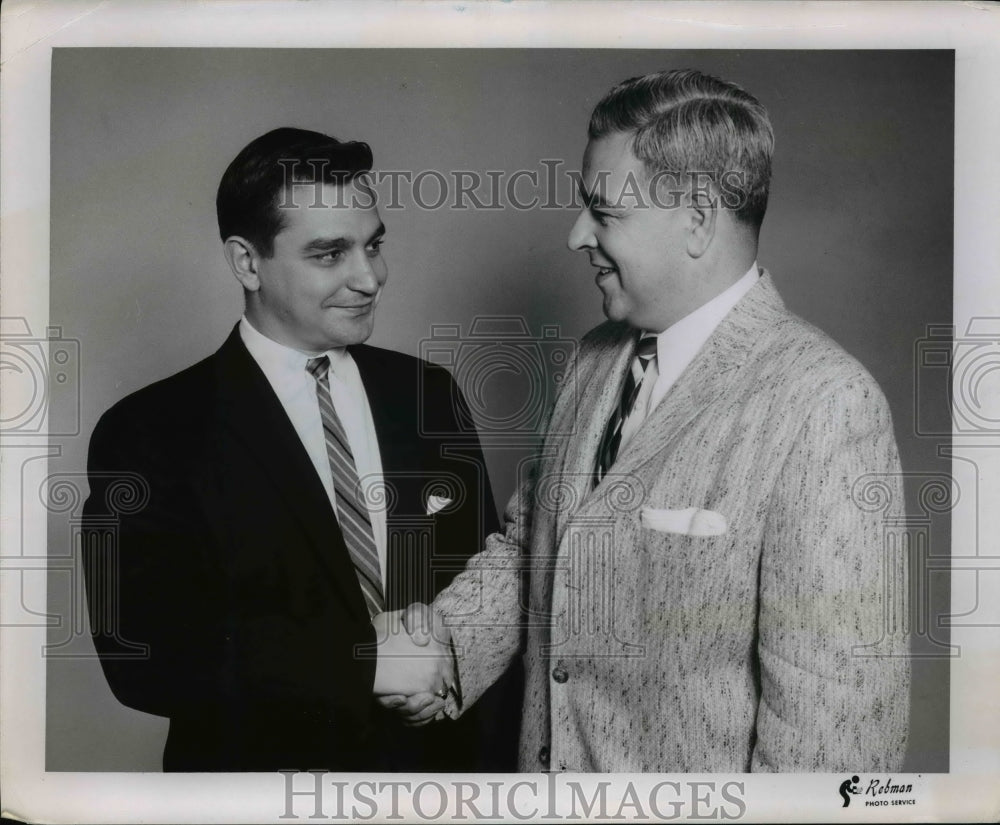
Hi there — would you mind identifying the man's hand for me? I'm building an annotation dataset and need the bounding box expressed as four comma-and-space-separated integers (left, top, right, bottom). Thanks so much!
374, 603, 453, 726
400, 601, 451, 649
378, 691, 447, 727
372, 606, 451, 692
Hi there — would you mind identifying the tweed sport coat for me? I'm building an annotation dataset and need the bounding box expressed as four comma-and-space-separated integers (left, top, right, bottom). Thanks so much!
435, 272, 910, 772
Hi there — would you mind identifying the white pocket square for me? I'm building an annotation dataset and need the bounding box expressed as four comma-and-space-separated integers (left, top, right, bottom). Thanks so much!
640, 506, 727, 537
425, 494, 453, 517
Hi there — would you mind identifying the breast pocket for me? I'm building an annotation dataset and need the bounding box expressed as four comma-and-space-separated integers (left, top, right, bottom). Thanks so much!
640, 505, 728, 537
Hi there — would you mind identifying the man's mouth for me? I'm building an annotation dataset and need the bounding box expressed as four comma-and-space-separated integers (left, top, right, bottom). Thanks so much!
327, 302, 374, 313
590, 258, 616, 279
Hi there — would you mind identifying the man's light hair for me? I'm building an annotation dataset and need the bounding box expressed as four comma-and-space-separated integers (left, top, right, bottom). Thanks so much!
589, 68, 774, 229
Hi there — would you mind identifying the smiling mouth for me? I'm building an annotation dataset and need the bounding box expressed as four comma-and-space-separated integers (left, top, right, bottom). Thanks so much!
590, 256, 616, 275
328, 302, 373, 312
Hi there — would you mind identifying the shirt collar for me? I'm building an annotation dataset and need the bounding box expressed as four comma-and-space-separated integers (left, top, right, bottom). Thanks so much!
648, 262, 760, 365
239, 315, 350, 382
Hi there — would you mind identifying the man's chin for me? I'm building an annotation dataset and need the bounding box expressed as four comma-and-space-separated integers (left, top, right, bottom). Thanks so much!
319, 316, 375, 349
340, 324, 375, 348
601, 296, 627, 324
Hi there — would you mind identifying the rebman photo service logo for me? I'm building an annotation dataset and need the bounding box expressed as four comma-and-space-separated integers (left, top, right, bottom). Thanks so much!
839, 776, 917, 808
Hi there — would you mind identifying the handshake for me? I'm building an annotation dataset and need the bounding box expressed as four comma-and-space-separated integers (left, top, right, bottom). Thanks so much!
371, 602, 455, 727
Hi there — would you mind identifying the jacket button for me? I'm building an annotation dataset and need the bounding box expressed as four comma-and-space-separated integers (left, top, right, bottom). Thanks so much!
539, 746, 550, 766
552, 667, 568, 683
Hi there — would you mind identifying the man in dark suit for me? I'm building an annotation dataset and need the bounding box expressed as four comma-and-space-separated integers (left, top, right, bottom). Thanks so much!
81, 127, 514, 771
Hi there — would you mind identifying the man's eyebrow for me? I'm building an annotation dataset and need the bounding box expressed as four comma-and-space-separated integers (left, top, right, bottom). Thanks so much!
367, 223, 387, 244
302, 236, 351, 253
301, 223, 386, 254
577, 179, 616, 210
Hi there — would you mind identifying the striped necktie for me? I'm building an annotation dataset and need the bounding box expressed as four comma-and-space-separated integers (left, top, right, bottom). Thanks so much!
594, 333, 658, 485
306, 355, 385, 617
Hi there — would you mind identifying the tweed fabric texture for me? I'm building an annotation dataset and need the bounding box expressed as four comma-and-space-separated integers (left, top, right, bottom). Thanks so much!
436, 273, 910, 772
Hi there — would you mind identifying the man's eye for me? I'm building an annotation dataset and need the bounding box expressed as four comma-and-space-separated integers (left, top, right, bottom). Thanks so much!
315, 251, 342, 263
592, 210, 611, 226
366, 239, 385, 256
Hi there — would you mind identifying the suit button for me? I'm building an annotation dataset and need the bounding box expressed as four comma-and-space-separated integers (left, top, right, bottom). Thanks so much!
552, 667, 568, 683
539, 746, 550, 766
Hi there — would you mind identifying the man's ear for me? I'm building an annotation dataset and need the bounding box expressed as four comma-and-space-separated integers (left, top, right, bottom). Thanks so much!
223, 236, 262, 291
685, 178, 719, 259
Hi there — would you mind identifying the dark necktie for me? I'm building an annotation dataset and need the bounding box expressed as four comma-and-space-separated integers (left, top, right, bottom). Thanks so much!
306, 355, 385, 616
594, 333, 658, 485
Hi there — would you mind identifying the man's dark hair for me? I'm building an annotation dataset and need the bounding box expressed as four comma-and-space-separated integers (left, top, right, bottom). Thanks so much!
216, 127, 373, 257
589, 68, 774, 230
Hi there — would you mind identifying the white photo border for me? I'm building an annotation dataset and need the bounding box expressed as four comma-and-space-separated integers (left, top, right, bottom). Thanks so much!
2, 1, 999, 822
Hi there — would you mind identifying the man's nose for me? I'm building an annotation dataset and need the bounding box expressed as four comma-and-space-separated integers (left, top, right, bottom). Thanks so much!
567, 209, 596, 251
349, 254, 382, 294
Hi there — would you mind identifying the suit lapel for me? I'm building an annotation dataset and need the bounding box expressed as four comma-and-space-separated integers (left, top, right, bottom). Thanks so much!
348, 344, 423, 517
349, 345, 428, 610
548, 323, 635, 546
348, 345, 410, 473
586, 272, 788, 510
212, 326, 370, 622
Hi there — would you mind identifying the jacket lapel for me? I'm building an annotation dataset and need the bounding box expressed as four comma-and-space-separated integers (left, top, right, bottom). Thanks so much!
212, 326, 370, 622
348, 344, 409, 474
548, 323, 635, 546
349, 345, 430, 611
348, 343, 423, 517
585, 272, 788, 512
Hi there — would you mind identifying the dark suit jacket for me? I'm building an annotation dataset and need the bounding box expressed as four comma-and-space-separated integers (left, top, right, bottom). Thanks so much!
82, 326, 518, 771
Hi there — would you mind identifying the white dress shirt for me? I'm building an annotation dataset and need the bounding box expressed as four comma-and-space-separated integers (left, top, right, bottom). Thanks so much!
619, 263, 760, 451
239, 316, 388, 587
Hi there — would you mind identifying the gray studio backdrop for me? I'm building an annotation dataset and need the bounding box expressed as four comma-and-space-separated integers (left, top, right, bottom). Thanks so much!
46, 48, 952, 771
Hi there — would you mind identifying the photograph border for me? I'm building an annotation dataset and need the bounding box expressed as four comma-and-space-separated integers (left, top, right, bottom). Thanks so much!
2, 2, 999, 823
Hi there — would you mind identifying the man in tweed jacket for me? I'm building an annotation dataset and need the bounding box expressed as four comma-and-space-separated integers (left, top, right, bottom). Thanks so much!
387, 69, 910, 772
